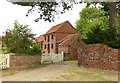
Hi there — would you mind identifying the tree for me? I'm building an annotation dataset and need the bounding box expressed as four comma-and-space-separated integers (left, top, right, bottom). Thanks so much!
8, 0, 82, 22
86, 2, 120, 33
2, 20, 35, 53
76, 7, 109, 39
79, 1, 119, 35
118, 15, 120, 33
8, 1, 120, 33
86, 26, 116, 44
76, 7, 120, 48
8, 0, 119, 33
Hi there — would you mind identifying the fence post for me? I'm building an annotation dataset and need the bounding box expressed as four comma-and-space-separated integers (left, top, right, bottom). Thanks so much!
61, 51, 64, 61
51, 54, 54, 63
41, 55, 43, 64
7, 54, 10, 68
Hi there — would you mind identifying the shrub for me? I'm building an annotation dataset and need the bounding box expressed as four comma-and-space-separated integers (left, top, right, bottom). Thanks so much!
13, 43, 42, 55
2, 46, 11, 54
31, 43, 42, 55
105, 40, 120, 49
85, 26, 120, 49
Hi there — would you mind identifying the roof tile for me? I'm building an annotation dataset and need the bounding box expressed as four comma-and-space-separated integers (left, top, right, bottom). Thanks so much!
45, 21, 68, 34
59, 34, 79, 46
35, 35, 44, 42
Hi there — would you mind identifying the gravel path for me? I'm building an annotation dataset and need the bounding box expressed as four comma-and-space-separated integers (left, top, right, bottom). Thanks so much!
2, 62, 71, 81
2, 61, 118, 81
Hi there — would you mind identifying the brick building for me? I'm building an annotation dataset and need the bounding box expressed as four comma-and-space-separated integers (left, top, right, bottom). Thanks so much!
36, 21, 83, 59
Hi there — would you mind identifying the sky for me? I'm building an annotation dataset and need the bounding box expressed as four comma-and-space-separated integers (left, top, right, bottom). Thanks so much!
0, 0, 86, 37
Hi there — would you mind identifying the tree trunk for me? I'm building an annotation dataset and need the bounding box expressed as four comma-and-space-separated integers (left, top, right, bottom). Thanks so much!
108, 2, 118, 33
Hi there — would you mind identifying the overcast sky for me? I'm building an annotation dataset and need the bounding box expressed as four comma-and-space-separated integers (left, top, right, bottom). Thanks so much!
0, 0, 86, 37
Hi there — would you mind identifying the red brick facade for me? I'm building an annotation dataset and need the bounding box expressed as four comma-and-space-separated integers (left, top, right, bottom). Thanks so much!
36, 21, 83, 59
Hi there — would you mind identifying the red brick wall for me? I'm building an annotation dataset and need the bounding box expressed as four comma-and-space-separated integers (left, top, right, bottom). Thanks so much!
69, 36, 83, 60
10, 55, 41, 68
58, 35, 84, 60
78, 44, 119, 71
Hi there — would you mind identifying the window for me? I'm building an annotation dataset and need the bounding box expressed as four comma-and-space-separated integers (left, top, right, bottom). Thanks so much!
51, 34, 54, 39
48, 44, 50, 53
45, 36, 46, 41
44, 44, 46, 49
48, 35, 50, 42
51, 44, 54, 49
41, 43, 43, 49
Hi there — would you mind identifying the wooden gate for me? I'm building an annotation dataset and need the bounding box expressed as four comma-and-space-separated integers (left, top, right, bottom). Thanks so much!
0, 54, 10, 69
41, 53, 64, 64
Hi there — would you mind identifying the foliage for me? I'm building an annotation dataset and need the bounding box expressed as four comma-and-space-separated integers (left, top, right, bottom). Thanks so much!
2, 45, 11, 54
118, 15, 120, 33
16, 43, 42, 55
8, 0, 120, 24
8, 0, 81, 22
86, 2, 119, 34
76, 7, 109, 39
30, 43, 42, 54
2, 20, 36, 54
86, 27, 120, 48
86, 27, 116, 43
76, 7, 120, 48
105, 40, 120, 49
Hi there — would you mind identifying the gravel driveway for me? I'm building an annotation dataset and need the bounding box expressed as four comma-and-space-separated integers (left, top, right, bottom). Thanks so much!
2, 61, 118, 81
2, 62, 72, 81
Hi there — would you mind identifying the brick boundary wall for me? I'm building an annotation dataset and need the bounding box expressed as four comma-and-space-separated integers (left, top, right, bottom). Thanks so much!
10, 55, 41, 68
78, 44, 119, 71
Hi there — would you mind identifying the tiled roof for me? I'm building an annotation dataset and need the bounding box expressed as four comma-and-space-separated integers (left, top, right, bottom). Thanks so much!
45, 21, 68, 34
35, 35, 44, 43
59, 34, 79, 46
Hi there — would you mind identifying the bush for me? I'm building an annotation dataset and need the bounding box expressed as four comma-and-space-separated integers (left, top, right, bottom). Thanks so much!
85, 26, 120, 49
2, 46, 11, 54
13, 43, 42, 55
105, 40, 120, 49
25, 43, 42, 55
30, 44, 41, 53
